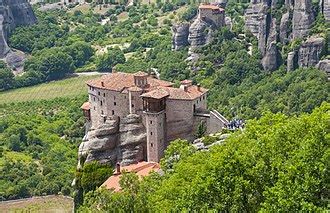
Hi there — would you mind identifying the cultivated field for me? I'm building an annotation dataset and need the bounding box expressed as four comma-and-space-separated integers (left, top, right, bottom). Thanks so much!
0, 195, 73, 213
0, 75, 100, 104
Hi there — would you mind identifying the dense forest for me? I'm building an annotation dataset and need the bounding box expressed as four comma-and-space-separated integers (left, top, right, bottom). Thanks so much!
79, 103, 329, 212
0, 97, 86, 200
0, 0, 328, 209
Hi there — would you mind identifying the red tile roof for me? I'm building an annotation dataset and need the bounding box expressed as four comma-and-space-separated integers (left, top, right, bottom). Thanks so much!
101, 161, 160, 192
81, 102, 90, 110
133, 71, 148, 77
87, 72, 207, 100
199, 4, 224, 11
87, 72, 173, 92
140, 88, 169, 99
180, 79, 193, 85
161, 86, 208, 100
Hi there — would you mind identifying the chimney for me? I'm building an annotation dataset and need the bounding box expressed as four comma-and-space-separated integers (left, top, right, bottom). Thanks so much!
101, 81, 104, 87
197, 84, 201, 92
116, 162, 121, 174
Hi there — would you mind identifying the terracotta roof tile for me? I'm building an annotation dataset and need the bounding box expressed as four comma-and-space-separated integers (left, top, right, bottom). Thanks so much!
81, 102, 90, 110
199, 4, 224, 11
101, 162, 160, 192
140, 88, 169, 99
133, 71, 148, 77
160, 86, 208, 100
87, 72, 173, 92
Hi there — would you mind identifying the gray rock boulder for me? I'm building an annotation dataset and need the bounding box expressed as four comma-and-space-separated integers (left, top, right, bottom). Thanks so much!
78, 114, 147, 169
0, 0, 36, 58
298, 37, 325, 67
292, 0, 315, 39
188, 18, 212, 49
172, 23, 190, 50
262, 42, 281, 71
316, 59, 330, 79
287, 51, 298, 71
279, 12, 291, 43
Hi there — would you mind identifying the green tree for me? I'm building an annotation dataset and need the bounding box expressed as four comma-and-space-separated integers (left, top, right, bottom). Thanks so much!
81, 161, 113, 193
96, 47, 125, 72
0, 68, 14, 90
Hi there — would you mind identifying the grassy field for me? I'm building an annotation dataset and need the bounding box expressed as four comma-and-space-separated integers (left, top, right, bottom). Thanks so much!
0, 195, 73, 213
0, 75, 100, 105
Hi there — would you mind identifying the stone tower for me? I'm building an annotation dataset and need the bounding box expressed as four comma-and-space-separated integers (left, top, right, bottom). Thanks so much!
141, 89, 168, 162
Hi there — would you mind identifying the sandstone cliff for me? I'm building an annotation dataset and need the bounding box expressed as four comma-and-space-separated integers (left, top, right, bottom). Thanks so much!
0, 0, 36, 58
245, 0, 329, 73
78, 114, 147, 169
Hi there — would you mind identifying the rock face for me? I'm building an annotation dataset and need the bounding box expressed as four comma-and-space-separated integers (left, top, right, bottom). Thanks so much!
0, 0, 36, 58
245, 0, 282, 71
298, 37, 325, 67
316, 59, 330, 79
78, 114, 147, 169
245, 0, 323, 72
262, 42, 281, 71
287, 51, 298, 71
292, 0, 315, 39
188, 18, 213, 49
172, 23, 190, 50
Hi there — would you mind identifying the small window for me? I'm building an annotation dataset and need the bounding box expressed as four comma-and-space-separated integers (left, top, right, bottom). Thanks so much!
203, 96, 205, 100
112, 110, 115, 115
98, 92, 100, 95
114, 102, 117, 106
150, 143, 153, 147
200, 97, 201, 101
103, 117, 106, 123
150, 121, 152, 124
103, 93, 105, 97
114, 96, 116, 100
150, 132, 153, 135
132, 104, 134, 108
100, 101, 103, 106
94, 106, 96, 110
93, 97, 95, 101
101, 110, 104, 115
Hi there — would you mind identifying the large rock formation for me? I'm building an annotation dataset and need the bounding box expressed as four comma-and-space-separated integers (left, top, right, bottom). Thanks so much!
316, 59, 330, 79
78, 114, 147, 169
292, 0, 315, 39
245, 0, 321, 72
298, 37, 325, 67
188, 18, 214, 49
172, 23, 190, 50
172, 4, 225, 53
0, 0, 36, 58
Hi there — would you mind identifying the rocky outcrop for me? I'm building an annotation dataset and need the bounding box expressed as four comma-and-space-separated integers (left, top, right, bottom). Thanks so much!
298, 37, 325, 67
292, 0, 315, 39
188, 18, 213, 49
316, 59, 330, 79
172, 23, 190, 50
279, 12, 291, 44
321, 0, 330, 22
287, 51, 298, 71
78, 114, 146, 169
262, 42, 281, 71
245, 0, 321, 71
0, 0, 36, 58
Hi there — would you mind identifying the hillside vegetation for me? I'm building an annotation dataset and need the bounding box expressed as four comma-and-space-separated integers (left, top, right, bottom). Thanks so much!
0, 97, 86, 200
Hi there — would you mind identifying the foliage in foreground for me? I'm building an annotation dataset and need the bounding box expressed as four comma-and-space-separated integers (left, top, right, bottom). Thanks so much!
0, 96, 86, 200
79, 103, 329, 212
